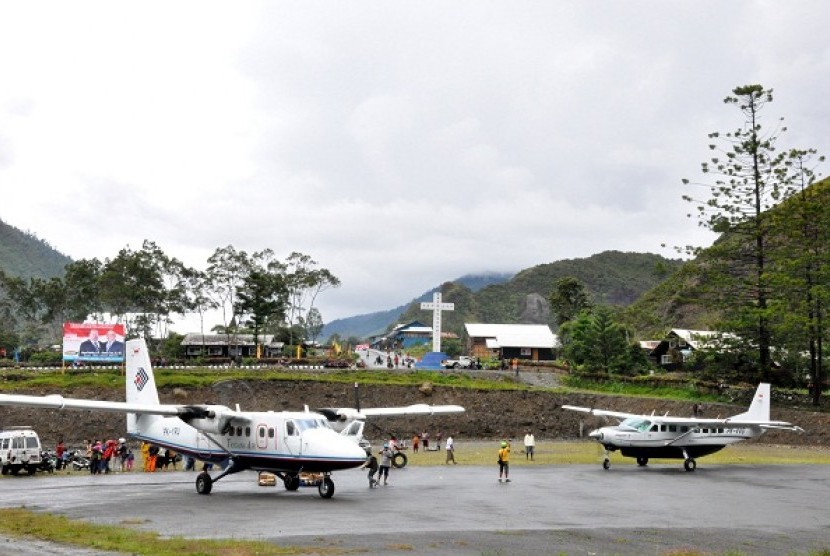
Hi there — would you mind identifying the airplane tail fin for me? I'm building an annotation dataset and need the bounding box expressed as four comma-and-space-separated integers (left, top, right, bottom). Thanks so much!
731, 383, 771, 422
125, 338, 162, 434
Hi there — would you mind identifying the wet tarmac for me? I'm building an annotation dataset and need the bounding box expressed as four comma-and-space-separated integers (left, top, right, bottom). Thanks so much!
1, 463, 828, 555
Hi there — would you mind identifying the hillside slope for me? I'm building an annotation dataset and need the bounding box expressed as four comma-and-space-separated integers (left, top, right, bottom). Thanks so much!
0, 218, 71, 279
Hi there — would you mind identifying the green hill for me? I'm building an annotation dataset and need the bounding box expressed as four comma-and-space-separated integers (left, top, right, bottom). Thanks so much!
392, 251, 684, 337
620, 175, 830, 340
0, 218, 71, 279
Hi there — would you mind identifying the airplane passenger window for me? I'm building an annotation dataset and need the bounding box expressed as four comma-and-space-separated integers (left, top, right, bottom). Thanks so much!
236, 427, 242, 436
245, 427, 251, 437
268, 428, 274, 438
668, 425, 677, 432
680, 426, 688, 433
229, 427, 234, 436
660, 425, 667, 432
259, 428, 265, 438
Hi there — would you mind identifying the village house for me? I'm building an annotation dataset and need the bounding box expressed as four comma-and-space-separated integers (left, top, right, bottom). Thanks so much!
465, 323, 559, 361
180, 333, 285, 359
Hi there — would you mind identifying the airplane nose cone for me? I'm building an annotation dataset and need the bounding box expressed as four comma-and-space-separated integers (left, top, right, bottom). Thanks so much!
589, 429, 604, 441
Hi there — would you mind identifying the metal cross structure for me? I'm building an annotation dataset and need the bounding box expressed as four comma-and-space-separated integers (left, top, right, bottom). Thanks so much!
420, 292, 454, 353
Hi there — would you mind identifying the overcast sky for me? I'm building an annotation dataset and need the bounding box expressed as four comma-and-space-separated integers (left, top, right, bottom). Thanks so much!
1, 2, 828, 330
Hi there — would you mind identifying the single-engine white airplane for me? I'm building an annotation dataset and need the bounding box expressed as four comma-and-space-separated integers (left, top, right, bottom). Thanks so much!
563, 383, 803, 471
0, 339, 464, 498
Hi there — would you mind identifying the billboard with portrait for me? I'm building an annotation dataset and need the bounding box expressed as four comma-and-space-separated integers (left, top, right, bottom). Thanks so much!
63, 322, 126, 363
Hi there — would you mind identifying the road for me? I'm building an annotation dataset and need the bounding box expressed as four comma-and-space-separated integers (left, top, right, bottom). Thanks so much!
1, 463, 828, 555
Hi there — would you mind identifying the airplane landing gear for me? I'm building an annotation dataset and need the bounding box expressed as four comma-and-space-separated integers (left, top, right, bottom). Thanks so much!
283, 473, 300, 491
318, 476, 335, 499
602, 458, 610, 470
636, 457, 648, 467
196, 471, 213, 494
684, 458, 697, 472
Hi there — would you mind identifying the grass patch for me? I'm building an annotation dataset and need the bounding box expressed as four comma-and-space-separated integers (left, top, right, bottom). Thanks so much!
0, 507, 334, 555
401, 440, 830, 467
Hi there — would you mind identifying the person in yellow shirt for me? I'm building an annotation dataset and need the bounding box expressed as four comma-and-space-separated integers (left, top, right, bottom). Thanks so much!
498, 440, 511, 482
140, 442, 151, 472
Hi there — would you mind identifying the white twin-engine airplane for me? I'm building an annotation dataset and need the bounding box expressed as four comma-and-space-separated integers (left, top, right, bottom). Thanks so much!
563, 383, 803, 472
0, 339, 464, 498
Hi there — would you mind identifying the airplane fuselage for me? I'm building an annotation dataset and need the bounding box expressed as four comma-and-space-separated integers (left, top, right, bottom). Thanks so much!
131, 410, 366, 474
591, 418, 763, 460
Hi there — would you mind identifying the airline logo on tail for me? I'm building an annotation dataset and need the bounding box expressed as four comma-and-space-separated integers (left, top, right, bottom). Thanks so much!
134, 367, 149, 391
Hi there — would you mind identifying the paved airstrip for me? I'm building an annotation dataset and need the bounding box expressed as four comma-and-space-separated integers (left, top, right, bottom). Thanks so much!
1, 462, 828, 555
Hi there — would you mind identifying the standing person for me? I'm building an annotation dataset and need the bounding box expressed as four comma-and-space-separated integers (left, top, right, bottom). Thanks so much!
436, 430, 443, 451
89, 440, 102, 474
445, 435, 457, 464
140, 441, 151, 472
498, 440, 511, 482
378, 443, 394, 486
360, 448, 379, 488
422, 431, 429, 451
55, 439, 65, 471
412, 433, 420, 453
523, 430, 536, 461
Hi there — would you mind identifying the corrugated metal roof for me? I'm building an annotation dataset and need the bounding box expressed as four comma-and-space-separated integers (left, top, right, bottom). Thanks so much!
465, 323, 559, 348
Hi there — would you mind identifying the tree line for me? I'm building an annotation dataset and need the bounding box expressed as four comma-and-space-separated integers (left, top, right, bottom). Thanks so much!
0, 241, 339, 357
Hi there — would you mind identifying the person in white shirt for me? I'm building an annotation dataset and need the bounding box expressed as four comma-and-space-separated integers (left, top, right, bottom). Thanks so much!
523, 431, 535, 461
445, 435, 457, 464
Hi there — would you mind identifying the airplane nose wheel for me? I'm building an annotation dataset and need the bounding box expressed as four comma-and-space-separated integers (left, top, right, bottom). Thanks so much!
684, 458, 696, 472
318, 476, 335, 499
602, 458, 610, 470
196, 471, 213, 494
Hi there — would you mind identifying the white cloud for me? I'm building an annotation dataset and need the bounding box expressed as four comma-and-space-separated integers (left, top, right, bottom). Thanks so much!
1, 1, 827, 329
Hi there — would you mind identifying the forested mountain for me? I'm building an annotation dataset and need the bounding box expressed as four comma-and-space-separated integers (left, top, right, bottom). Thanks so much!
380, 251, 683, 340
0, 218, 71, 279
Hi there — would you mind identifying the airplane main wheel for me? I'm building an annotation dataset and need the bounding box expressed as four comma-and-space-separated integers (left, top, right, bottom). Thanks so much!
636, 457, 648, 467
392, 452, 408, 468
602, 458, 610, 470
318, 477, 335, 499
196, 472, 213, 494
284, 474, 300, 491
684, 459, 697, 472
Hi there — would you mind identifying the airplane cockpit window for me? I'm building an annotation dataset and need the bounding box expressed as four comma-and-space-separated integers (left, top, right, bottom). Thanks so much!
621, 417, 652, 432
650, 424, 659, 432
286, 421, 298, 436
344, 421, 361, 435
294, 418, 334, 432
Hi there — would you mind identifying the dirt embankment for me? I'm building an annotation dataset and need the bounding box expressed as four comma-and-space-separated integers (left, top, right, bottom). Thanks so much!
2, 380, 828, 449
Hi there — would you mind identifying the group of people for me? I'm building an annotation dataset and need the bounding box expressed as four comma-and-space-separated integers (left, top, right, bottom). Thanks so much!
83, 438, 132, 474
410, 430, 443, 452
140, 442, 180, 472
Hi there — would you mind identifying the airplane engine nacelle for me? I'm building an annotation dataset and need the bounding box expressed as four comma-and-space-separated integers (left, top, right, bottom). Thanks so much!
336, 408, 365, 422
180, 405, 235, 434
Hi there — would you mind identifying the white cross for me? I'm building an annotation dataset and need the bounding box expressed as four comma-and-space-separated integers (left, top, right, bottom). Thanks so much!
420, 292, 454, 353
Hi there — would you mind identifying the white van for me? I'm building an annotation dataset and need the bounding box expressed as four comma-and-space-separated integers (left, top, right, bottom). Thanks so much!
0, 427, 42, 475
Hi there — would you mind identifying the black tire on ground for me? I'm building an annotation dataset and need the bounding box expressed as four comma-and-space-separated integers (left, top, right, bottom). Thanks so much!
318, 477, 335, 499
196, 472, 213, 494
636, 457, 648, 467
284, 474, 300, 491
602, 458, 610, 470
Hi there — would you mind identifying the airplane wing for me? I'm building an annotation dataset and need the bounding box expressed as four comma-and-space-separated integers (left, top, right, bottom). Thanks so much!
0, 392, 183, 416
0, 392, 252, 425
360, 404, 466, 417
561, 405, 637, 422
318, 404, 465, 422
